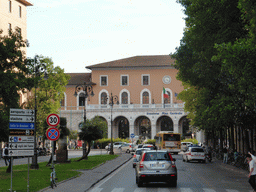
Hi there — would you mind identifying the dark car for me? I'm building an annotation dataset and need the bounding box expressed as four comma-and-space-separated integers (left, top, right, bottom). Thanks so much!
135, 150, 177, 187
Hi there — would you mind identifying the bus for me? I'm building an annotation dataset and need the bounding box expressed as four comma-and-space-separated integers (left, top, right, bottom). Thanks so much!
154, 131, 181, 154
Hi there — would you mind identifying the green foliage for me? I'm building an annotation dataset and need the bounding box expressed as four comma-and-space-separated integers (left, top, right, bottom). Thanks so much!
59, 117, 70, 139
144, 139, 156, 145
0, 28, 35, 142
69, 130, 78, 140
95, 138, 130, 149
25, 56, 70, 136
181, 138, 198, 144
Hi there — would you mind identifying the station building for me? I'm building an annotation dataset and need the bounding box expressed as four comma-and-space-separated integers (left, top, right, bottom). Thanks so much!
60, 55, 204, 142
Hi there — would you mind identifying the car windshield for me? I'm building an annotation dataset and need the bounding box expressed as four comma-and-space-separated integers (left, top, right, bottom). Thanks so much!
191, 148, 204, 152
144, 152, 171, 161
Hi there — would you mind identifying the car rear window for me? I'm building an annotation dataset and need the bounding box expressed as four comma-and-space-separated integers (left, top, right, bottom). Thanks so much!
136, 150, 143, 155
163, 134, 180, 141
144, 152, 171, 161
191, 148, 204, 152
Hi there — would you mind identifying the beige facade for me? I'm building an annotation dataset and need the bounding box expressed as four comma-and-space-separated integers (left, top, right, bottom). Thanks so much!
59, 55, 200, 141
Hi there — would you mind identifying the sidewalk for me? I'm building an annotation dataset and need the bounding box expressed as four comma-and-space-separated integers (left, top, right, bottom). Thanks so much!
39, 152, 132, 192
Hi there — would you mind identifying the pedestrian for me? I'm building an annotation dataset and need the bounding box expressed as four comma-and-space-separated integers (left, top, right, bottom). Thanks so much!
246, 154, 256, 192
2, 145, 9, 166
234, 149, 239, 163
223, 146, 228, 164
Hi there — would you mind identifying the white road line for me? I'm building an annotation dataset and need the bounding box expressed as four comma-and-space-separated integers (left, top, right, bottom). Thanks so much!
89, 188, 103, 192
133, 188, 148, 192
225, 190, 240, 192
203, 188, 216, 192
180, 188, 194, 192
111, 188, 125, 192
157, 188, 172, 192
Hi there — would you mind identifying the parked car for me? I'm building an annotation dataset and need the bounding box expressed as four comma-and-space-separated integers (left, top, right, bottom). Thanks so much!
142, 144, 153, 149
137, 144, 143, 149
132, 148, 151, 168
135, 150, 177, 187
181, 142, 193, 152
183, 147, 206, 163
105, 142, 127, 151
119, 143, 137, 153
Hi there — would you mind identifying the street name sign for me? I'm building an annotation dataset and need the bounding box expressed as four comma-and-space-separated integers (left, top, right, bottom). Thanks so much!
10, 108, 35, 116
9, 136, 34, 143
8, 150, 34, 157
9, 143, 34, 150
9, 116, 35, 122
9, 122, 35, 129
9, 129, 34, 136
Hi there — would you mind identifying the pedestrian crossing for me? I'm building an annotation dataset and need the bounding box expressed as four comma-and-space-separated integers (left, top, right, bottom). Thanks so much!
90, 187, 254, 192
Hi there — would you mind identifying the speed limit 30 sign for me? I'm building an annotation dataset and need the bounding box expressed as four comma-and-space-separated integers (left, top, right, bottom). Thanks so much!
46, 113, 60, 127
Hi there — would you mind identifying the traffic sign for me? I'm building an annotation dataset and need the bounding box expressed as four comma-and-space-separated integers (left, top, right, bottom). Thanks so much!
9, 129, 34, 136
9, 143, 34, 150
10, 108, 35, 116
8, 149, 34, 157
9, 122, 35, 129
46, 127, 60, 141
9, 136, 34, 143
46, 114, 60, 127
9, 116, 35, 122
130, 133, 135, 138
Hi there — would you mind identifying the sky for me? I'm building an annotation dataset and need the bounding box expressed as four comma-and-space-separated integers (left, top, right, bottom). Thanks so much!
27, 0, 186, 73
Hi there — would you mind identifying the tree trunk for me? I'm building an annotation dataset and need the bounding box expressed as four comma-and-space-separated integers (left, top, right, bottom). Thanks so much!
46, 141, 56, 166
76, 141, 92, 161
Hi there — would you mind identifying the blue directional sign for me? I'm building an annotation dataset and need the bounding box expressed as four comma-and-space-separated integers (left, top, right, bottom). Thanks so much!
9, 122, 35, 129
130, 133, 135, 138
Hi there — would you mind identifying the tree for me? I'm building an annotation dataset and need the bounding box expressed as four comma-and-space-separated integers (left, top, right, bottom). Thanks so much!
25, 56, 70, 137
77, 116, 107, 161
0, 28, 34, 143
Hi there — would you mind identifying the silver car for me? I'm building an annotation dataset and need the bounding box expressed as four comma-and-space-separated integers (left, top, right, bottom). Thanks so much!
135, 150, 177, 187
132, 148, 150, 168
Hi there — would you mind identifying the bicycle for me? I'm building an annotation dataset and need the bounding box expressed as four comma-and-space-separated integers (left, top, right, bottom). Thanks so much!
50, 165, 58, 188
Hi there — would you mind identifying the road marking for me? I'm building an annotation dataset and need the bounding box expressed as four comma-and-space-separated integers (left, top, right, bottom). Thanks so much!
134, 188, 147, 192
180, 188, 194, 192
225, 190, 239, 192
157, 188, 173, 192
111, 188, 125, 192
203, 189, 216, 192
89, 188, 103, 192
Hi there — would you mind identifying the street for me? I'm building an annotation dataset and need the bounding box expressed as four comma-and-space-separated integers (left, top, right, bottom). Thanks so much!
89, 153, 253, 192
0, 149, 108, 167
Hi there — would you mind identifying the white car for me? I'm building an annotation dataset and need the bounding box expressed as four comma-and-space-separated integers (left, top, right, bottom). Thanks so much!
105, 142, 127, 151
119, 143, 137, 153
183, 147, 205, 163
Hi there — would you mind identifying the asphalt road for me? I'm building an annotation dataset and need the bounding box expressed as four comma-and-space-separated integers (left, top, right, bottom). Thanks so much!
0, 149, 108, 167
89, 153, 253, 192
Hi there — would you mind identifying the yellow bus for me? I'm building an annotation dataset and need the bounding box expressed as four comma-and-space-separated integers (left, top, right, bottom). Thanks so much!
154, 131, 181, 154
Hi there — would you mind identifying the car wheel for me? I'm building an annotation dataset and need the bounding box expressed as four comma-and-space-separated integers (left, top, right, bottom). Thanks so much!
202, 160, 206, 163
136, 176, 138, 184
133, 164, 136, 168
137, 179, 143, 187
186, 157, 190, 162
172, 180, 177, 187
183, 157, 185, 162
127, 149, 130, 153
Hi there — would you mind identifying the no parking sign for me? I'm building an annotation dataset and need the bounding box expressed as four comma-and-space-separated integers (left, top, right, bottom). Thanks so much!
46, 127, 60, 141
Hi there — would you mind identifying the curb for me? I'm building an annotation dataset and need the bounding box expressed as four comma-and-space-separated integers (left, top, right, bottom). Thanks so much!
84, 156, 132, 192
38, 154, 132, 192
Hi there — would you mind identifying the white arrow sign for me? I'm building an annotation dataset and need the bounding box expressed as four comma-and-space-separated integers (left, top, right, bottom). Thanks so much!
9, 143, 34, 150
8, 150, 34, 157
9, 115, 35, 123
10, 109, 35, 116
9, 136, 34, 143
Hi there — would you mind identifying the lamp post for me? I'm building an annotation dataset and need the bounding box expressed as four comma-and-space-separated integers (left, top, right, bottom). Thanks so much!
74, 82, 94, 156
31, 55, 48, 169
104, 92, 119, 155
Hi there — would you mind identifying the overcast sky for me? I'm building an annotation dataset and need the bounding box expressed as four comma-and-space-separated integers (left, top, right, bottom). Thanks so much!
27, 0, 186, 73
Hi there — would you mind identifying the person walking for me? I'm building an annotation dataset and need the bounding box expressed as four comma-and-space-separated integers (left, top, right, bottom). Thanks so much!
246, 154, 256, 192
2, 145, 9, 166
223, 146, 228, 164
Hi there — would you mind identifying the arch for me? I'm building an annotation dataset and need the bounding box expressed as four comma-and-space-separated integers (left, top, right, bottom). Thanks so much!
162, 88, 173, 104
156, 116, 174, 133
112, 116, 130, 139
120, 89, 130, 104
134, 116, 151, 139
99, 89, 109, 105
140, 88, 151, 104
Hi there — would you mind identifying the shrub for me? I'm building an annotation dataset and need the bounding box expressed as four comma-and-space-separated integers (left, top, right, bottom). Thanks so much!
144, 139, 156, 145
181, 138, 198, 144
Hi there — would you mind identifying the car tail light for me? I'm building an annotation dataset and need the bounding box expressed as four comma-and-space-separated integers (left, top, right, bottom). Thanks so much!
140, 153, 146, 168
171, 174, 175, 177
133, 155, 136, 158
168, 153, 176, 167
130, 145, 131, 148
188, 153, 191, 156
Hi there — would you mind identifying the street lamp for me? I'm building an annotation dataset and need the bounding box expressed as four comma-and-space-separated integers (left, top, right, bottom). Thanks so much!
104, 92, 119, 155
74, 82, 94, 156
31, 55, 48, 169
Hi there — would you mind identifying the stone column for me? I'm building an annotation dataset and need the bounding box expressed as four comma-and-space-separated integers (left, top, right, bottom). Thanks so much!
173, 120, 179, 133
130, 124, 134, 138
151, 123, 156, 139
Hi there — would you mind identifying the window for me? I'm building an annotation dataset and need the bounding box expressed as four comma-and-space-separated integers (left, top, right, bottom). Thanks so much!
142, 75, 149, 85
60, 99, 65, 107
19, 6, 22, 18
8, 23, 11, 34
17, 27, 21, 37
121, 75, 128, 86
100, 92, 107, 104
9, 1, 12, 13
100, 76, 107, 86
142, 92, 149, 104
121, 92, 128, 104
79, 93, 85, 106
